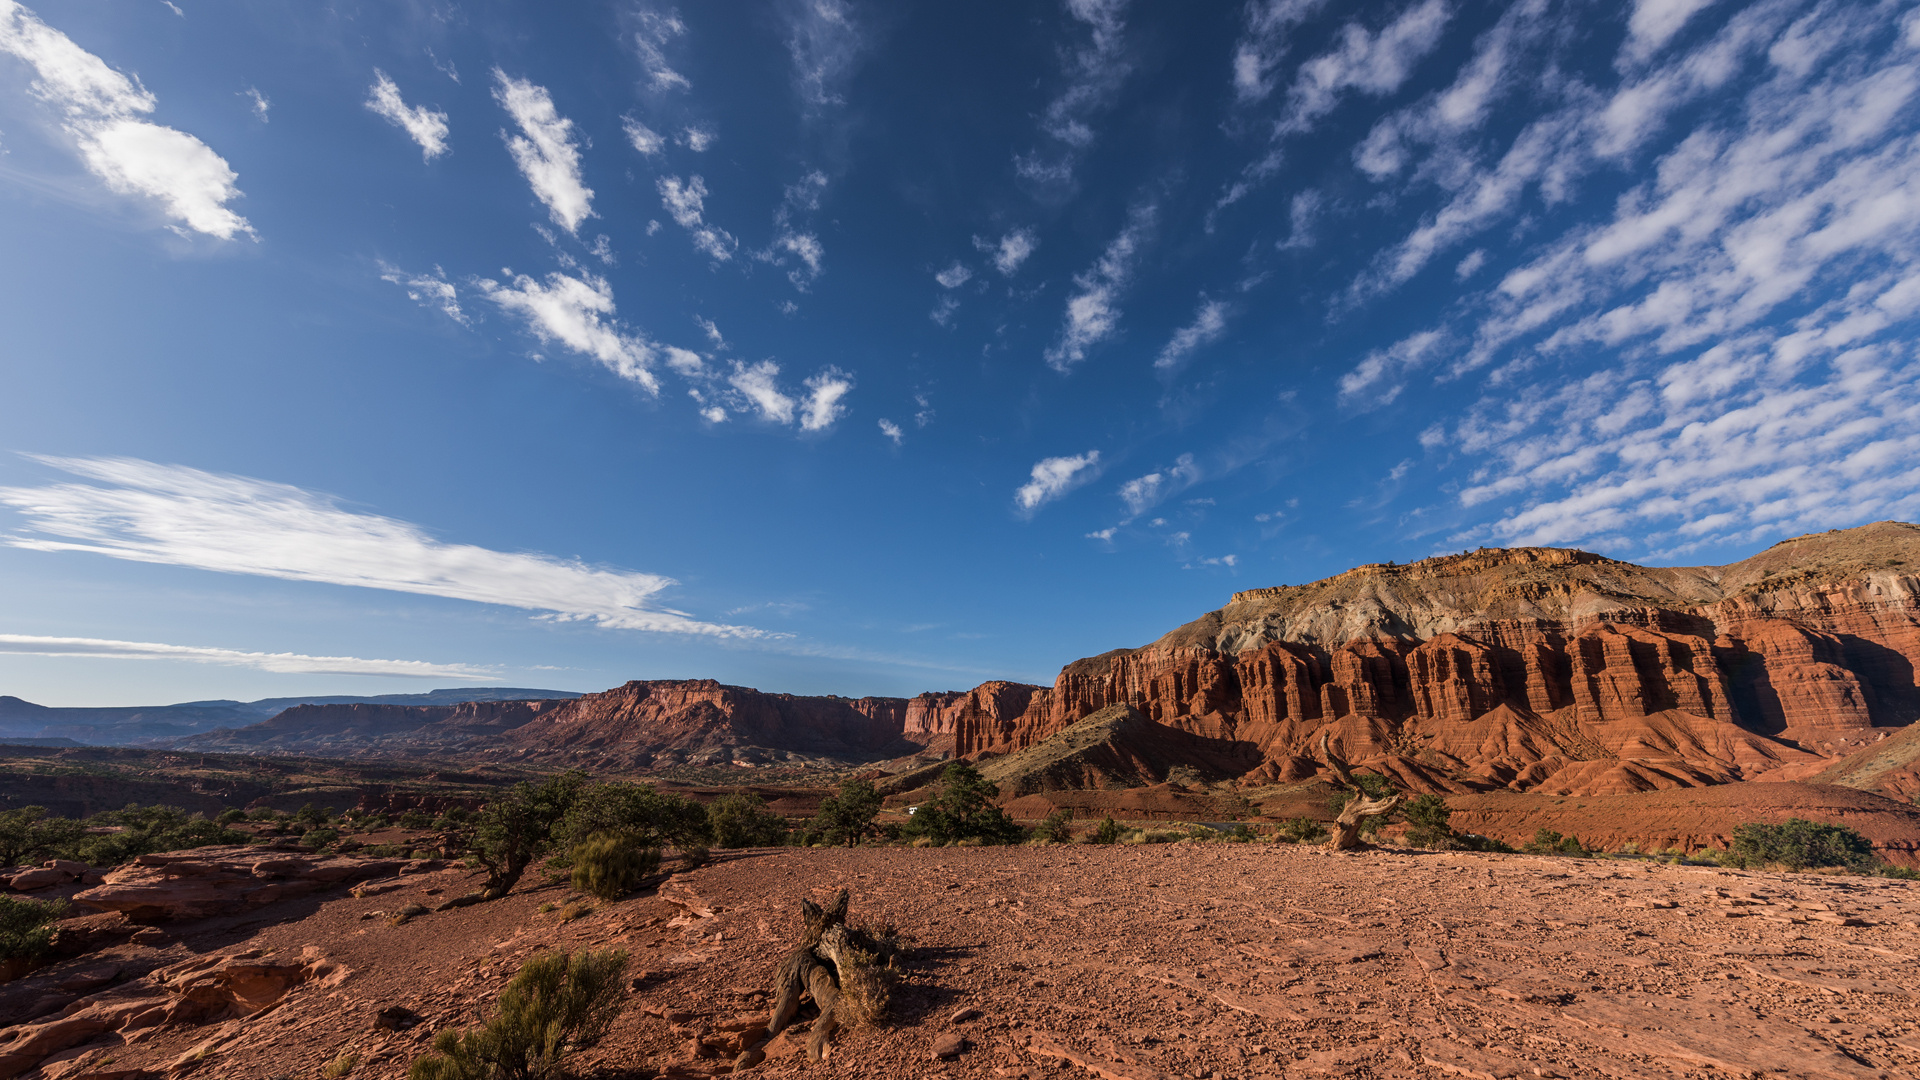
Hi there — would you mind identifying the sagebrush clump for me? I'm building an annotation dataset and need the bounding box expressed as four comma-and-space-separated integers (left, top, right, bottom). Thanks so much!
408, 948, 628, 1080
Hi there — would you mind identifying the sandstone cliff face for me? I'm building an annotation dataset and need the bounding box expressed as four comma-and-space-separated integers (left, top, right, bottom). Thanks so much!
501, 679, 928, 768
171, 700, 566, 756
949, 522, 1920, 798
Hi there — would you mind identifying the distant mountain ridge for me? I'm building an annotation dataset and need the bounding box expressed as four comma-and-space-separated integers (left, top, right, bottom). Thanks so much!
0, 688, 583, 745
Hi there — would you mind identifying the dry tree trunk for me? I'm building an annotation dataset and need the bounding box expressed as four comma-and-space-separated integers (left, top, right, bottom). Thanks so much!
1318, 732, 1402, 851
733, 883, 856, 1068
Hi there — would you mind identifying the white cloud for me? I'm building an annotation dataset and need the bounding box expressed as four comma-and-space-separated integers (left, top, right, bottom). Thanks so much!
679, 124, 715, 151
243, 87, 268, 122
622, 116, 664, 156
493, 70, 593, 233
1086, 527, 1117, 541
631, 6, 691, 91
1155, 300, 1228, 373
1217, 0, 1449, 211
378, 260, 466, 324
1279, 0, 1451, 136
695, 315, 725, 346
1621, 0, 1720, 67
1337, 329, 1444, 406
878, 418, 903, 446
0, 455, 758, 636
729, 361, 795, 424
800, 368, 853, 431
0, 1, 252, 238
1046, 204, 1154, 371
1018, 0, 1132, 185
657, 174, 738, 261
1373, 4, 1920, 556
0, 633, 496, 680
1118, 453, 1200, 519
978, 227, 1038, 275
784, 0, 863, 108
1454, 248, 1487, 279
1231, 0, 1329, 103
935, 261, 972, 288
930, 295, 959, 327
662, 346, 705, 376
476, 269, 658, 392
366, 71, 448, 160
1015, 451, 1102, 514
1275, 189, 1322, 250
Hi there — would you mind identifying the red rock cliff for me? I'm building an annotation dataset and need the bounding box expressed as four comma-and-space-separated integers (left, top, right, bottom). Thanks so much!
955, 522, 1920, 797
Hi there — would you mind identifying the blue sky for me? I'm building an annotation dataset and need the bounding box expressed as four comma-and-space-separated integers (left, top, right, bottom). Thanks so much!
2, 0, 1918, 706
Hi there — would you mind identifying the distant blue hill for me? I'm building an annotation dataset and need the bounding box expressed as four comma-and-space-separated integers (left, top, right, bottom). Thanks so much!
0, 687, 583, 746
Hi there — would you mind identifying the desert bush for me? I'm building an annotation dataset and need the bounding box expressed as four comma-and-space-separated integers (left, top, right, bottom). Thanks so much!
302, 828, 341, 851
679, 845, 710, 869
1220, 823, 1255, 842
215, 808, 246, 825
1401, 794, 1458, 848
811, 779, 884, 847
569, 835, 661, 901
322, 1051, 358, 1078
397, 810, 433, 829
408, 948, 629, 1080
707, 791, 788, 848
559, 902, 591, 922
1522, 828, 1589, 857
0, 806, 89, 867
1035, 810, 1073, 844
465, 772, 591, 901
903, 762, 1024, 846
0, 896, 65, 963
1729, 818, 1875, 871
1276, 817, 1327, 844
551, 780, 708, 856
294, 803, 334, 827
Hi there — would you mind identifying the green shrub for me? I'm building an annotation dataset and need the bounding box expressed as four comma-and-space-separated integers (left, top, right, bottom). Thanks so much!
1402, 794, 1457, 848
301, 828, 341, 850
811, 779, 883, 847
462, 773, 591, 900
0, 896, 66, 962
397, 810, 433, 829
1277, 817, 1327, 844
1730, 818, 1876, 871
707, 792, 788, 848
902, 762, 1023, 846
408, 949, 629, 1080
1035, 810, 1073, 844
294, 803, 332, 827
551, 781, 708, 855
569, 835, 662, 901
1522, 828, 1589, 857
215, 808, 246, 825
1090, 816, 1124, 844
0, 806, 88, 867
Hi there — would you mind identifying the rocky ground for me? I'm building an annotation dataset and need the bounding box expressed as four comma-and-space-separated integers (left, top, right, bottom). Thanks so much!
7, 842, 1920, 1080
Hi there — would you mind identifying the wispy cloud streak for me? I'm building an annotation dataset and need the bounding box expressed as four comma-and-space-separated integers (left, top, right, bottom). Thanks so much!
0, 456, 758, 636
0, 634, 497, 679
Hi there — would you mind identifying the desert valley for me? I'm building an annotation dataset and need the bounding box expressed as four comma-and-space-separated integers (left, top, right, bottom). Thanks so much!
2, 523, 1919, 1079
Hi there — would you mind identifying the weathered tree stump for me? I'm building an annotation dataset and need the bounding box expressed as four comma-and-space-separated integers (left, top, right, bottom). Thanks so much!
1319, 733, 1402, 851
733, 889, 898, 1071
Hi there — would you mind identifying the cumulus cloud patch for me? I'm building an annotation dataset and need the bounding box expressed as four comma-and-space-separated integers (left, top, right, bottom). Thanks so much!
476, 269, 658, 392
1015, 451, 1102, 514
978, 227, 1038, 275
658, 174, 739, 261
493, 70, 593, 233
0, 1, 253, 238
0, 455, 758, 636
1046, 205, 1154, 371
0, 633, 496, 679
366, 70, 449, 160
1155, 300, 1228, 373
378, 261, 466, 324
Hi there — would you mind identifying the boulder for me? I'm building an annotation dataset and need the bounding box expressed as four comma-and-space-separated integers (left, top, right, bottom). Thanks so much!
70, 848, 405, 921
8, 868, 72, 891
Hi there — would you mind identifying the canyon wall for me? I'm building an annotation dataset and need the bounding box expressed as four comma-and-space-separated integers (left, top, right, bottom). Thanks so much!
945, 522, 1920, 797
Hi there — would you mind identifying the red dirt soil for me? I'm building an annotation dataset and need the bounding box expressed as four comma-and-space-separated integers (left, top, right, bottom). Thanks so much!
10, 844, 1920, 1080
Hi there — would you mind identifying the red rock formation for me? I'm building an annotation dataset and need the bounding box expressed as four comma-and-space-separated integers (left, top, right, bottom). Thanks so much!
502, 679, 931, 768
952, 522, 1920, 798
